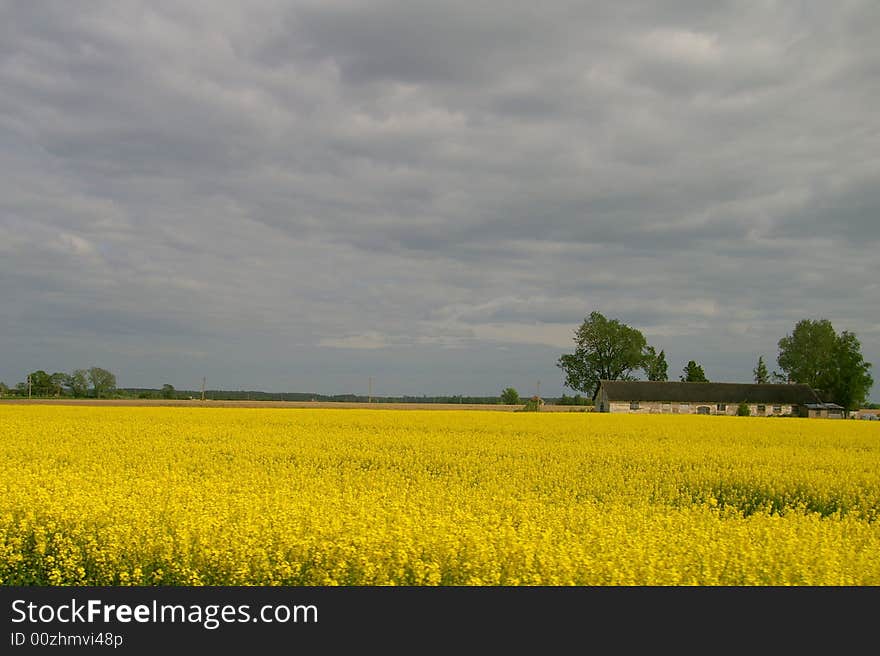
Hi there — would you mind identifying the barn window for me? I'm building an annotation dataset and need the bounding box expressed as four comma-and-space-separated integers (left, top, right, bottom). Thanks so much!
773, 405, 782, 413
716, 403, 727, 412
630, 401, 640, 410
697, 406, 710, 415
757, 405, 766, 413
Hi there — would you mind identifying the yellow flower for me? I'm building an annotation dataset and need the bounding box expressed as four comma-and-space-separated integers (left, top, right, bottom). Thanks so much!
0, 405, 877, 585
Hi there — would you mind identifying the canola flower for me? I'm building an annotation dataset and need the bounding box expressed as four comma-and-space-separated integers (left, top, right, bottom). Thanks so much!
0, 405, 878, 585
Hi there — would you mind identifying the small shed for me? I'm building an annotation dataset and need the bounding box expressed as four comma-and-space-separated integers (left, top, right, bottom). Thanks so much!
800, 402, 845, 419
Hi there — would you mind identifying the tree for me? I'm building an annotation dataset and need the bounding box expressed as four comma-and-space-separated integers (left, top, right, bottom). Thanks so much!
777, 319, 837, 389
557, 312, 648, 396
753, 356, 770, 384
49, 372, 67, 397
643, 347, 669, 381
500, 387, 520, 405
65, 369, 90, 398
88, 367, 117, 398
0, 382, 8, 398
737, 401, 751, 416
680, 360, 708, 383
828, 331, 873, 413
777, 319, 873, 413
558, 393, 589, 406
26, 370, 52, 396
770, 370, 789, 384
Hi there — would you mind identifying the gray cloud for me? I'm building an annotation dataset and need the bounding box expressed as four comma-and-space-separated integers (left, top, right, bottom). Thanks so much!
0, 1, 877, 399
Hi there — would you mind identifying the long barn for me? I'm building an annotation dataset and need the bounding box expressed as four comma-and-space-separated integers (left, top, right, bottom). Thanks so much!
593, 380, 844, 418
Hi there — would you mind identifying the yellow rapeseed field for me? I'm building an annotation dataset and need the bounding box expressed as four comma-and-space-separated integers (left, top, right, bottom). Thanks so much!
1, 405, 878, 585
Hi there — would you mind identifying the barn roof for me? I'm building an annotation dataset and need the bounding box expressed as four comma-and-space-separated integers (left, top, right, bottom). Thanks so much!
595, 380, 821, 405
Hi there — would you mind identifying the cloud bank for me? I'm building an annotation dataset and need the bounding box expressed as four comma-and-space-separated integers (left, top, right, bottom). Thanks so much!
1, 1, 877, 398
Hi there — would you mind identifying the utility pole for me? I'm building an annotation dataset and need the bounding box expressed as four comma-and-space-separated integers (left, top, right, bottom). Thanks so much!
201, 377, 206, 401
536, 380, 541, 398
368, 376, 373, 403
28, 374, 31, 400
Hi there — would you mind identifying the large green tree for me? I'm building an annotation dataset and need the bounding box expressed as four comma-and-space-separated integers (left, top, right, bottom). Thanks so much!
48, 372, 67, 397
680, 360, 708, 383
65, 369, 90, 398
777, 319, 837, 389
557, 311, 649, 395
88, 367, 117, 398
831, 331, 873, 412
26, 370, 52, 396
777, 319, 873, 412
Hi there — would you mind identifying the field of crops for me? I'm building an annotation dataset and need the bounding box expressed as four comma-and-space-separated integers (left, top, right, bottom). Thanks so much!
1, 405, 878, 585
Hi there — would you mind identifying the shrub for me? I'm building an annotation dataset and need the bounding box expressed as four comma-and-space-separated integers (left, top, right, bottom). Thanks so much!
519, 396, 544, 412
500, 388, 520, 405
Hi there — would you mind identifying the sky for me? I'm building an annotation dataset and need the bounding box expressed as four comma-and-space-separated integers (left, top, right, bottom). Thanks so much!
1, 1, 878, 400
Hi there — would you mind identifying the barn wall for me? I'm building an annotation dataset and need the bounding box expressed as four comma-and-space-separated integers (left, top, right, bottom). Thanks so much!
607, 401, 794, 415
747, 404, 793, 416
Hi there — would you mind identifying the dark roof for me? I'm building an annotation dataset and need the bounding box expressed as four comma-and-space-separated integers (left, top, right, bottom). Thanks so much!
805, 402, 845, 410
595, 380, 821, 405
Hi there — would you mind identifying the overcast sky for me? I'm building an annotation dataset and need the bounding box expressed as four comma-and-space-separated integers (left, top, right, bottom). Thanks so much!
1, 1, 877, 399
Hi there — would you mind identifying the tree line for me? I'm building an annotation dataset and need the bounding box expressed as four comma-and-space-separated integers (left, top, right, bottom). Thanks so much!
557, 312, 873, 412
131, 390, 520, 404
0, 367, 117, 399
2, 379, 574, 406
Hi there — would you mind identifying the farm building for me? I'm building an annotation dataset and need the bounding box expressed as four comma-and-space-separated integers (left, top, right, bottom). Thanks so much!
593, 380, 844, 417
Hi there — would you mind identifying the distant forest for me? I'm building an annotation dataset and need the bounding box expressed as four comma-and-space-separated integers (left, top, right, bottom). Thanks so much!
0, 369, 592, 406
